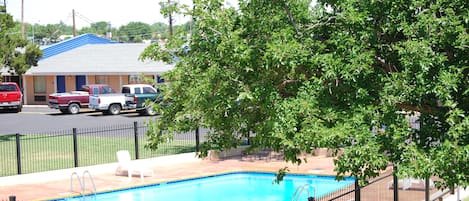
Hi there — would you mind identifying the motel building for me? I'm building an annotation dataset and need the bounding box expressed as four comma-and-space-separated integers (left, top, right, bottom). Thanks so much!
19, 34, 173, 105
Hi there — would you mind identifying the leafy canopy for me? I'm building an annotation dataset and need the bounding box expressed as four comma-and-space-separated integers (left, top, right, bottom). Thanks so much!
141, 0, 468, 188
1, 13, 42, 78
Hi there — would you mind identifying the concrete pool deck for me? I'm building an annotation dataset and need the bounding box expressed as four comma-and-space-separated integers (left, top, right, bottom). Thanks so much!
0, 152, 465, 201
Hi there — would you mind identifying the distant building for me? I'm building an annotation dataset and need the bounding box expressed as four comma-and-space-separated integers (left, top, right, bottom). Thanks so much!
22, 34, 173, 105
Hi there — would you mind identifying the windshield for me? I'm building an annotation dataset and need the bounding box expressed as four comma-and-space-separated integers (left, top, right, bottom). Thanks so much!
0, 84, 18, 92
102, 86, 115, 94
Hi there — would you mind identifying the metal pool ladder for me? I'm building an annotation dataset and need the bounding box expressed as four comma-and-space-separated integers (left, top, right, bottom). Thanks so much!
290, 184, 316, 201
70, 170, 97, 197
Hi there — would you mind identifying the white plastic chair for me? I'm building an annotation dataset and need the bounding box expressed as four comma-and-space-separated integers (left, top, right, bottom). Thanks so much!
387, 179, 411, 190
387, 178, 434, 190
116, 150, 154, 181
407, 178, 435, 190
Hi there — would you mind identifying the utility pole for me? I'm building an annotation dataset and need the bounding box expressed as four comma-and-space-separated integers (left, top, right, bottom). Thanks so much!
106, 22, 112, 39
0, 0, 6, 14
21, 0, 25, 38
72, 9, 76, 37
168, 0, 173, 36
161, 0, 175, 36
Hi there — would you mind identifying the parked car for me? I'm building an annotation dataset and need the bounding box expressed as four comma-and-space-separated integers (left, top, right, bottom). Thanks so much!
0, 82, 23, 113
89, 84, 161, 115
122, 84, 162, 116
48, 84, 115, 114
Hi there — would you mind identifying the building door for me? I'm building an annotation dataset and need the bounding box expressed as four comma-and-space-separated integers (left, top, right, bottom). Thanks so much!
75, 75, 86, 90
56, 76, 66, 93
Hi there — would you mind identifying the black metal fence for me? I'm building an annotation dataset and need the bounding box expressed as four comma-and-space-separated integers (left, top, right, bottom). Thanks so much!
1, 195, 17, 201
0, 120, 452, 201
313, 180, 358, 201
319, 172, 447, 201
0, 121, 204, 177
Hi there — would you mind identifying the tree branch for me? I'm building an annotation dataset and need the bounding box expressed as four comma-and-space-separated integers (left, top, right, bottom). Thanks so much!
277, 79, 298, 88
305, 16, 336, 30
281, 1, 299, 34
375, 56, 399, 73
208, 27, 222, 35
396, 103, 441, 115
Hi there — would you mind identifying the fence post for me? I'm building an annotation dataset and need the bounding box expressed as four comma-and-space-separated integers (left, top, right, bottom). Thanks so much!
393, 166, 398, 201
15, 133, 21, 175
355, 179, 361, 201
425, 178, 430, 201
195, 127, 200, 152
73, 128, 78, 167
134, 121, 139, 159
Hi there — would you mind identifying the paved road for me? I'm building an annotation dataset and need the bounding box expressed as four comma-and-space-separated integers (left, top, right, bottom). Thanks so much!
0, 105, 154, 134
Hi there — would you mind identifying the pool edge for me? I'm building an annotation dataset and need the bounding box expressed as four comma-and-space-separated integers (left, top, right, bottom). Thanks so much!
43, 170, 348, 201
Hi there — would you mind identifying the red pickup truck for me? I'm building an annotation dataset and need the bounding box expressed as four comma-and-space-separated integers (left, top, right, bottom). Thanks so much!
0, 82, 23, 113
48, 84, 115, 114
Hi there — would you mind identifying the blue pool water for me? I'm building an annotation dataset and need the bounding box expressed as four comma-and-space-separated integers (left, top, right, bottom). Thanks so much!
56, 172, 354, 201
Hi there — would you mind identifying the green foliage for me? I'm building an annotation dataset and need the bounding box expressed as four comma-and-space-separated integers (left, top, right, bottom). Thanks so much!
0, 13, 42, 77
273, 167, 290, 184
116, 22, 152, 42
159, 0, 181, 19
11, 19, 187, 44
142, 0, 469, 188
78, 21, 112, 36
31, 22, 73, 43
151, 22, 170, 39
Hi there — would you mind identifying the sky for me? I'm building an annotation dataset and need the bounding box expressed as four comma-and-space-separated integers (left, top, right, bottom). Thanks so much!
5, 0, 195, 29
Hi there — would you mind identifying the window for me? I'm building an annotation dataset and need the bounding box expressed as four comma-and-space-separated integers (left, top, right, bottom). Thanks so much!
134, 88, 142, 94
95, 75, 109, 84
0, 84, 17, 92
92, 87, 99, 95
129, 74, 143, 83
34, 95, 46, 101
122, 87, 131, 94
34, 76, 46, 93
143, 87, 156, 94
102, 86, 115, 94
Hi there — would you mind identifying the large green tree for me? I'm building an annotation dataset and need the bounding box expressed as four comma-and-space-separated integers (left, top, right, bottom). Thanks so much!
29, 22, 73, 44
142, 0, 468, 188
1, 13, 42, 82
78, 21, 114, 36
116, 22, 152, 42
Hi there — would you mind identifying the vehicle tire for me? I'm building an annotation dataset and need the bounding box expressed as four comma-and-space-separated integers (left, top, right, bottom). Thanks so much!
108, 104, 121, 115
68, 103, 80, 114
16, 105, 22, 113
145, 106, 157, 116
137, 110, 146, 115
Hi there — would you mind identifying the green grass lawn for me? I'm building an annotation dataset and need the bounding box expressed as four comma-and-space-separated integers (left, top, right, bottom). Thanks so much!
464, 196, 469, 201
0, 134, 195, 176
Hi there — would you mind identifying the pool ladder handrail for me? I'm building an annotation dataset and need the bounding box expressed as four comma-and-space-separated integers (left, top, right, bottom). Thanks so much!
290, 183, 316, 201
70, 172, 83, 196
70, 170, 97, 197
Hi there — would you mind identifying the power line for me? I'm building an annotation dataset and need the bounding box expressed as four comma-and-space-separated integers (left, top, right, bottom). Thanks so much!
74, 11, 94, 25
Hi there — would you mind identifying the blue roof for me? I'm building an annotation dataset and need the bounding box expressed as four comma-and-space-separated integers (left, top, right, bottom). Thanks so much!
40, 34, 117, 60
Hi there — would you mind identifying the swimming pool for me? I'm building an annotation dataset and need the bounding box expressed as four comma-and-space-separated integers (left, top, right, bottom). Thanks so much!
54, 172, 354, 201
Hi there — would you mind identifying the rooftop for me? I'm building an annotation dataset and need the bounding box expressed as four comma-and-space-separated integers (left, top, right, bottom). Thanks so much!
27, 43, 174, 76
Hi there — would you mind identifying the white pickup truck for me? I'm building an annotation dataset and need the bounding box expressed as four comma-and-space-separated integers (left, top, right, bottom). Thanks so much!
89, 84, 159, 115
